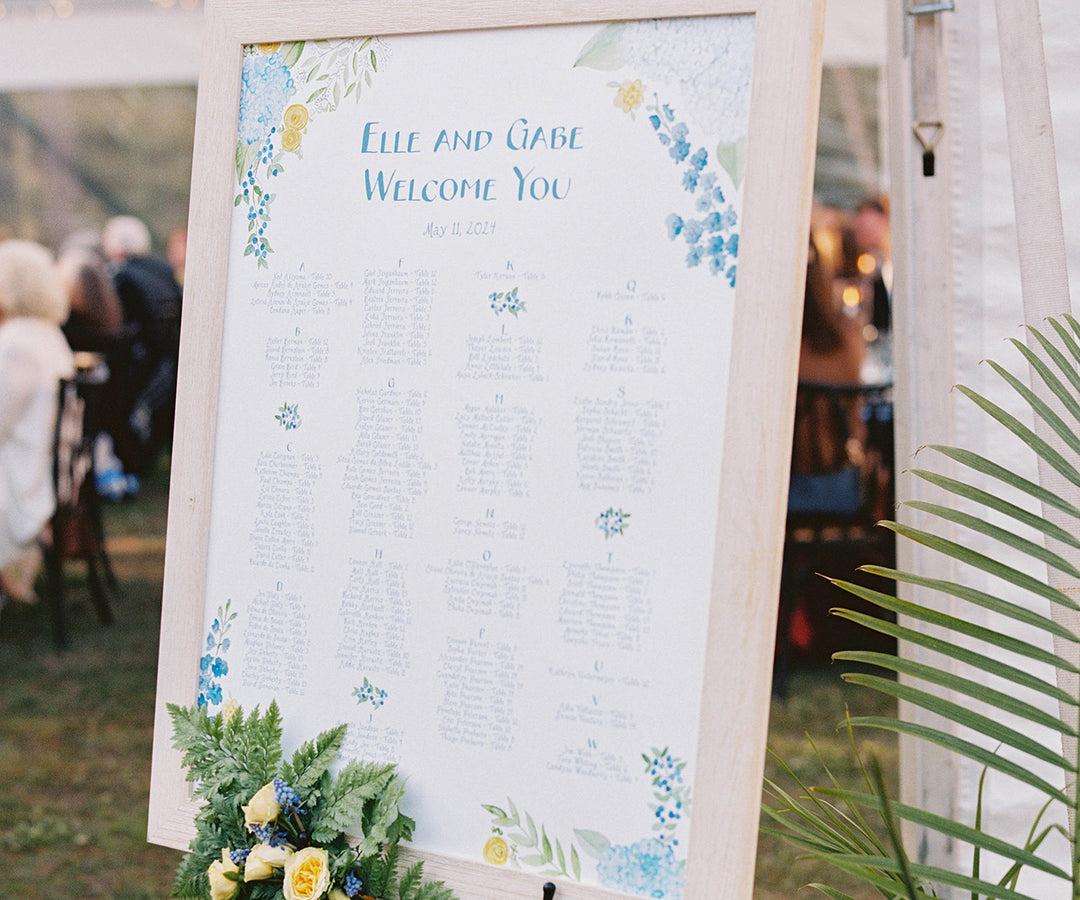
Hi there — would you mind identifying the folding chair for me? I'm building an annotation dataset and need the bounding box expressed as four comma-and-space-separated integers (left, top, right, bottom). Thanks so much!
773, 380, 895, 696
43, 356, 118, 649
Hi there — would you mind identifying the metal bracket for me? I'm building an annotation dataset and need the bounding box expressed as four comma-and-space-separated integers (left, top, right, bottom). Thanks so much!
908, 1, 955, 14
912, 121, 944, 155
913, 120, 945, 176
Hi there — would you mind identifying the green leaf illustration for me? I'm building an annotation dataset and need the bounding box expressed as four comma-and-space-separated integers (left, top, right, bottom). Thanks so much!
282, 40, 304, 67
716, 137, 748, 189
573, 828, 611, 859
573, 23, 627, 70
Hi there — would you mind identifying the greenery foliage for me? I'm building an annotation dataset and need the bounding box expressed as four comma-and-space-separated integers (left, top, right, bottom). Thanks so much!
763, 315, 1080, 899
169, 701, 455, 900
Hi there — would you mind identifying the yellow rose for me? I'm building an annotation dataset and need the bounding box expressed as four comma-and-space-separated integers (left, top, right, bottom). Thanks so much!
284, 846, 332, 900
207, 849, 241, 900
328, 891, 350, 900
283, 103, 310, 131
483, 835, 509, 865
281, 128, 303, 153
244, 841, 293, 881
242, 782, 281, 827
258, 42, 282, 54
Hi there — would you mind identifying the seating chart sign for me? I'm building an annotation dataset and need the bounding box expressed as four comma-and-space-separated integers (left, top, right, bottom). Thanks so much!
149, 3, 825, 899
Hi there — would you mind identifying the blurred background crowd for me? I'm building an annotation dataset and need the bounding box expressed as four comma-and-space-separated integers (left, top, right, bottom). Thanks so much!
0, 216, 183, 606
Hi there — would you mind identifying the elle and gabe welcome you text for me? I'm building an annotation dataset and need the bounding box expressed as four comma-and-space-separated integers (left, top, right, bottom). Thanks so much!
360, 118, 583, 203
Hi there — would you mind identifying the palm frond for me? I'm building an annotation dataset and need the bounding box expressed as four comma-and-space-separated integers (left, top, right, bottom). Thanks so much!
764, 316, 1080, 898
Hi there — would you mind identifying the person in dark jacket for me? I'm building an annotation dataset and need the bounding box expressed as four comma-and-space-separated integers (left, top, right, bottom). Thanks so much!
99, 216, 182, 489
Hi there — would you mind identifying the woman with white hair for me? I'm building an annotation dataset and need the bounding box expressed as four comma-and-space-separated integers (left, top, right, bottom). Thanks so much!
0, 239, 75, 602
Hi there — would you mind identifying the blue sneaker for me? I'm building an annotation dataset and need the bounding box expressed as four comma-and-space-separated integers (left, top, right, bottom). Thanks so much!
96, 468, 127, 502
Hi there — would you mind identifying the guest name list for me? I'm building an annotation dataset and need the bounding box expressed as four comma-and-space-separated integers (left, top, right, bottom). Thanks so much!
199, 20, 750, 893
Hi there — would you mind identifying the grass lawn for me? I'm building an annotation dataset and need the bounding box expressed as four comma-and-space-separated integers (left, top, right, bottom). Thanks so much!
0, 456, 897, 899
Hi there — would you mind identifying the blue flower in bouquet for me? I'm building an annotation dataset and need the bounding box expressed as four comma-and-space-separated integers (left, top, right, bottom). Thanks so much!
169, 701, 455, 900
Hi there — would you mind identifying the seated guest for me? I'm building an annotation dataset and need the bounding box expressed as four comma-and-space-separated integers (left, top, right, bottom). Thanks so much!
0, 240, 75, 603
798, 234, 866, 389
100, 216, 182, 487
57, 230, 125, 352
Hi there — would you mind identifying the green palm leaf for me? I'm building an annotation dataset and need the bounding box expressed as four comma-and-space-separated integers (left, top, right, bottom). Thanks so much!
764, 316, 1080, 899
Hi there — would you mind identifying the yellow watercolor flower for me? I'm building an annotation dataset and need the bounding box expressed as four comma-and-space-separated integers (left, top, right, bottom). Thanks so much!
281, 128, 303, 153
483, 835, 509, 865
221, 698, 240, 721
258, 43, 282, 54
283, 103, 310, 131
614, 78, 644, 113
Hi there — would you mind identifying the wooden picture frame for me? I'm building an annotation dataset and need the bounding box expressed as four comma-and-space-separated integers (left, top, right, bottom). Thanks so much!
148, 2, 825, 899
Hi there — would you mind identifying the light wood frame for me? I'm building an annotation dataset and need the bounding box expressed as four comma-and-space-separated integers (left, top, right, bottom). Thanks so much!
148, 2, 825, 898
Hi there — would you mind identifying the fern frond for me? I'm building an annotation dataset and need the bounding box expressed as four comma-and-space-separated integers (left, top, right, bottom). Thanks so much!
282, 723, 346, 795
310, 760, 395, 844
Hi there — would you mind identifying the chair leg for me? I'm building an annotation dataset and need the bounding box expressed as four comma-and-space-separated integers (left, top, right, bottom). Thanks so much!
84, 552, 114, 626
43, 541, 68, 651
87, 491, 119, 590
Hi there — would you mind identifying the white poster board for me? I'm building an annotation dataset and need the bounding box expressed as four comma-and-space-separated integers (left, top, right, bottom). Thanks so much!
149, 3, 825, 899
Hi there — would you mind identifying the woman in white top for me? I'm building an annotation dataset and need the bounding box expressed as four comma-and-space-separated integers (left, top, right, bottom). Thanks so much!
0, 240, 75, 601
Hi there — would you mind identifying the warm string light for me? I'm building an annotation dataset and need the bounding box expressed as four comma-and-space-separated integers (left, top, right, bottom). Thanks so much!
841, 284, 862, 308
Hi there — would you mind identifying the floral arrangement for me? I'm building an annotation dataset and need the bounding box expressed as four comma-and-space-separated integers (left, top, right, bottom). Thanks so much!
169, 701, 455, 900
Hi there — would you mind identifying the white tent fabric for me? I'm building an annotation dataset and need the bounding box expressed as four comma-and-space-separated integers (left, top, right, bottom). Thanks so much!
0, 6, 201, 90
892, 0, 1080, 894
0, 0, 883, 92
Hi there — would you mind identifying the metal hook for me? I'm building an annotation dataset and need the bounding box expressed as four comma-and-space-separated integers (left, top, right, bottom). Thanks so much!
912, 120, 945, 176
542, 883, 556, 900
912, 121, 944, 155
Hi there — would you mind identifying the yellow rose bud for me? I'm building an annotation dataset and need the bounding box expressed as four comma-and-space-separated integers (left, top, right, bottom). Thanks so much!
483, 835, 509, 865
328, 890, 350, 900
207, 849, 241, 900
242, 782, 281, 827
258, 42, 282, 54
244, 842, 293, 882
284, 846, 332, 900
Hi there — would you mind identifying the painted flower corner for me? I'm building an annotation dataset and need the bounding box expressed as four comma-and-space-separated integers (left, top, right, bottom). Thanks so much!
235, 38, 389, 268
481, 747, 690, 899
575, 17, 754, 282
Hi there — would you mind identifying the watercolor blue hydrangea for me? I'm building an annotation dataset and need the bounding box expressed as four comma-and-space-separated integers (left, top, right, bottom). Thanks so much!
596, 838, 686, 899
238, 53, 296, 145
